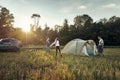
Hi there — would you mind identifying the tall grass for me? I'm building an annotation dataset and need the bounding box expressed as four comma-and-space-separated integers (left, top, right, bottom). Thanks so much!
0, 48, 120, 80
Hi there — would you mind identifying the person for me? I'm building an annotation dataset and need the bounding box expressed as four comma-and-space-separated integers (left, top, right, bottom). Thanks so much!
97, 36, 104, 55
46, 37, 50, 53
50, 38, 62, 57
0, 39, 2, 42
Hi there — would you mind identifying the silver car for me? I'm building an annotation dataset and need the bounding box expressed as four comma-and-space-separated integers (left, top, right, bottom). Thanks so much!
0, 38, 21, 52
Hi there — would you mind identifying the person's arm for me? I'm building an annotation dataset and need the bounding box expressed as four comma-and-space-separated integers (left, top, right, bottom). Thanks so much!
101, 40, 104, 48
50, 40, 56, 47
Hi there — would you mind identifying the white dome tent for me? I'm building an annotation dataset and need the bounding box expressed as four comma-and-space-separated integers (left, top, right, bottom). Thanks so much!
61, 39, 98, 56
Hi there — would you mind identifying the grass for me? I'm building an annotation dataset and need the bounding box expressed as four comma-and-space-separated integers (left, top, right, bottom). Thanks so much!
0, 48, 120, 80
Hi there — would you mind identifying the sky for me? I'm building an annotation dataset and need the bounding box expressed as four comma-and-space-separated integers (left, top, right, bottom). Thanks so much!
0, 0, 120, 31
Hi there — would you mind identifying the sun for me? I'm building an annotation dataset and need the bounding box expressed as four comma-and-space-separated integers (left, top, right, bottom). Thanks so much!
22, 26, 30, 32
14, 16, 32, 32
19, 21, 31, 32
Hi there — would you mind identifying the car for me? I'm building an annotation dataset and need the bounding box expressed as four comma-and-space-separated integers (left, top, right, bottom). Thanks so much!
0, 38, 22, 52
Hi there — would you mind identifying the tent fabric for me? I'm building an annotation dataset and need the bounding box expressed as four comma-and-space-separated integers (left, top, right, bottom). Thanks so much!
61, 39, 98, 56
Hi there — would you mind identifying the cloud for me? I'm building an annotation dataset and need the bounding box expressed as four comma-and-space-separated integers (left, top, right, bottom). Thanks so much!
78, 5, 87, 10
102, 3, 117, 8
59, 7, 74, 14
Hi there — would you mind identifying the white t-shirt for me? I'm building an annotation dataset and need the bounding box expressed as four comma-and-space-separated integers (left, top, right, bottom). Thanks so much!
50, 39, 60, 47
55, 40, 60, 47
99, 38, 104, 46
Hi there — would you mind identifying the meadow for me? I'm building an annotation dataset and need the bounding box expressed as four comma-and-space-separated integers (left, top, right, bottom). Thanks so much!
0, 48, 120, 80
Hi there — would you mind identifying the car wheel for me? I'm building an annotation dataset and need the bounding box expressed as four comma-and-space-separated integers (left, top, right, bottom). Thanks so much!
14, 47, 20, 52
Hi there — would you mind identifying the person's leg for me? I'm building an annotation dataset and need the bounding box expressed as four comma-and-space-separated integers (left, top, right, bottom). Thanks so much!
46, 46, 48, 53
101, 46, 104, 55
56, 46, 58, 56
99, 45, 103, 56
48, 46, 50, 53
58, 46, 62, 57
58, 46, 60, 53
98, 45, 101, 55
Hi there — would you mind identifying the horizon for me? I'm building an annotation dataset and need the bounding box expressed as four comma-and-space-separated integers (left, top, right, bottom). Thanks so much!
1, 0, 120, 31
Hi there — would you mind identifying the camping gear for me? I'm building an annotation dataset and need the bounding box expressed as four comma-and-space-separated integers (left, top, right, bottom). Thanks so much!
61, 39, 98, 56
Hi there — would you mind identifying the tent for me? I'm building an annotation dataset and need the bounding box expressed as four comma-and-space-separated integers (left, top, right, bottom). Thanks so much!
61, 39, 98, 56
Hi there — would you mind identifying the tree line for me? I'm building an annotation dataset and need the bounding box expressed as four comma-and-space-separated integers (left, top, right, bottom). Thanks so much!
0, 7, 120, 46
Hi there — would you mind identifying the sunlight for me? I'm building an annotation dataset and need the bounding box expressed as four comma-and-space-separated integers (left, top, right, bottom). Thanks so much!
22, 27, 30, 32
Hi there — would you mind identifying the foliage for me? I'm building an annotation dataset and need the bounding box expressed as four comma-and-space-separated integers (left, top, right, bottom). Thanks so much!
0, 48, 120, 80
0, 7, 14, 38
53, 15, 120, 46
61, 48, 120, 80
0, 50, 73, 80
0, 7, 120, 46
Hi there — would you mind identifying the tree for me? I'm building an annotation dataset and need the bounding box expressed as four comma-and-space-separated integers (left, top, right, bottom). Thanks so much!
104, 16, 120, 46
58, 19, 70, 44
11, 28, 24, 40
62, 19, 69, 34
0, 7, 14, 38
83, 14, 93, 24
31, 14, 40, 31
74, 14, 93, 27
30, 13, 41, 44
108, 16, 119, 23
44, 23, 50, 36
99, 18, 107, 24
74, 15, 82, 27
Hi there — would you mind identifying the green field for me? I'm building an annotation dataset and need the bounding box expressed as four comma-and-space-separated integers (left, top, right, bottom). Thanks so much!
0, 48, 120, 80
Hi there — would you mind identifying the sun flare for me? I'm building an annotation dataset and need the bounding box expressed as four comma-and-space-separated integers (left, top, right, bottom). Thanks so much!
22, 27, 30, 32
